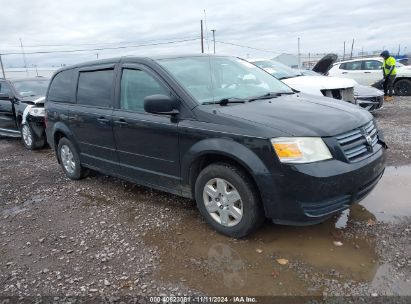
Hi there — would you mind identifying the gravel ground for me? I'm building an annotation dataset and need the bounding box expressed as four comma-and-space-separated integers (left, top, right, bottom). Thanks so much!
0, 96, 410, 301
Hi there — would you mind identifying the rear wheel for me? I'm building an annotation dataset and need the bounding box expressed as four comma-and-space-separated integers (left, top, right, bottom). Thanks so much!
21, 123, 45, 150
394, 79, 411, 96
57, 137, 88, 180
195, 163, 265, 238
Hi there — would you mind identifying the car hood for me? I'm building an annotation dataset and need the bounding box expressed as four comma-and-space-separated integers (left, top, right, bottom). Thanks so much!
20, 95, 45, 105
312, 53, 338, 75
215, 93, 372, 137
354, 84, 384, 97
282, 75, 356, 96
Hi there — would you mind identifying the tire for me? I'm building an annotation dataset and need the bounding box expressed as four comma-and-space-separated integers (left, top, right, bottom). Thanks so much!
394, 79, 411, 96
57, 137, 88, 180
21, 123, 46, 150
194, 163, 265, 238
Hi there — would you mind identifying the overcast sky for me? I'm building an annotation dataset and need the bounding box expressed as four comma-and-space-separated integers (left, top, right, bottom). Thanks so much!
0, 0, 410, 67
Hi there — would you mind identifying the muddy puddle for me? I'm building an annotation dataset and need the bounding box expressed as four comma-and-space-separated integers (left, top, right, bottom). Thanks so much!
360, 165, 411, 222
137, 165, 410, 295
142, 207, 379, 296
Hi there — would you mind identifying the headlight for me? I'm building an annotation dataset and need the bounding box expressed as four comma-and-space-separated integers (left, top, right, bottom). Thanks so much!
271, 137, 332, 163
28, 107, 45, 117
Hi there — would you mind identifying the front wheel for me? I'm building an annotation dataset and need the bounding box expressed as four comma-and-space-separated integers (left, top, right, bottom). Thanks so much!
394, 79, 411, 96
21, 123, 45, 150
195, 163, 265, 238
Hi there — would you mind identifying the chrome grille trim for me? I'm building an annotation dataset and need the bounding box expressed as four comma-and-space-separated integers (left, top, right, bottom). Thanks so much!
335, 120, 379, 162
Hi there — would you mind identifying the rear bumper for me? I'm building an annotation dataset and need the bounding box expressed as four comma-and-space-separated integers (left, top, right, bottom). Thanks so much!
256, 146, 386, 225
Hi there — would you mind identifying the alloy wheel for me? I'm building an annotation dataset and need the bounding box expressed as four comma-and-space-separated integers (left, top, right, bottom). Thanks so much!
22, 125, 33, 147
60, 144, 76, 174
202, 178, 243, 227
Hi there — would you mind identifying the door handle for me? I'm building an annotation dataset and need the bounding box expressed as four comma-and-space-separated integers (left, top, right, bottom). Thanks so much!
342, 72, 348, 74
97, 117, 110, 124
364, 71, 371, 73
114, 119, 128, 126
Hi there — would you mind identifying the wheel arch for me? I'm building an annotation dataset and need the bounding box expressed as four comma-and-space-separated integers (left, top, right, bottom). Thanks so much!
51, 122, 79, 162
182, 138, 270, 200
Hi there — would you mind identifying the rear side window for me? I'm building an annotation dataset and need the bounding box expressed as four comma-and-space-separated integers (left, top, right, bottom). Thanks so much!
363, 60, 382, 70
48, 69, 75, 102
120, 69, 168, 112
339, 62, 362, 70
77, 69, 114, 107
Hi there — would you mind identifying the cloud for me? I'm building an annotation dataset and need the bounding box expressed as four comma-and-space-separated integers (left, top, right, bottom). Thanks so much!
0, 0, 409, 67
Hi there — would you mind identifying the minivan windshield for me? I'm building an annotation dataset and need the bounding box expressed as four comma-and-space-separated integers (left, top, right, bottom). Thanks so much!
12, 79, 50, 97
157, 56, 293, 104
252, 60, 302, 80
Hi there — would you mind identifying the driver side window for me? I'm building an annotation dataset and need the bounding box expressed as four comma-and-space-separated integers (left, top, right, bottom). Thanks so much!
120, 69, 169, 112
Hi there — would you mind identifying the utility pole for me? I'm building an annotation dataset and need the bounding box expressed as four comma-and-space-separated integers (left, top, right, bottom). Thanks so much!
308, 52, 311, 68
398, 44, 401, 56
211, 29, 216, 54
297, 37, 301, 70
361, 46, 364, 58
343, 41, 346, 60
19, 38, 29, 77
0, 54, 6, 79
200, 20, 204, 53
96, 53, 99, 59
350, 38, 355, 59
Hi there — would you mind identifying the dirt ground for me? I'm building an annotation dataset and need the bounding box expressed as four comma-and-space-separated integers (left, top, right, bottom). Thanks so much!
0, 97, 410, 302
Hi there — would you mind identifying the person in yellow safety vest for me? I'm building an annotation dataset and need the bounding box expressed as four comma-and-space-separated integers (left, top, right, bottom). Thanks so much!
380, 50, 397, 102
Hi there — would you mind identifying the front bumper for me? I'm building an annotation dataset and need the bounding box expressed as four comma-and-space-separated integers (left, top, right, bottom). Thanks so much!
256, 145, 386, 225
26, 115, 46, 140
357, 96, 384, 112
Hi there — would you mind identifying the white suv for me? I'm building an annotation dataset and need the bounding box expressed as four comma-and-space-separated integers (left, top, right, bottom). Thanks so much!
328, 57, 411, 95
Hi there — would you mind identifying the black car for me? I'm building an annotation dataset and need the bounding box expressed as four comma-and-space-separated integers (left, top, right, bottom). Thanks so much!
0, 77, 49, 149
45, 55, 386, 237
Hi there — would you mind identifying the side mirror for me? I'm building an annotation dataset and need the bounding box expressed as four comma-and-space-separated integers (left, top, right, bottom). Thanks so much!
0, 93, 12, 100
144, 94, 179, 115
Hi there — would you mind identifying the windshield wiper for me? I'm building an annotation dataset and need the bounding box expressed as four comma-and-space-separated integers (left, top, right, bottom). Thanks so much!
247, 91, 294, 102
203, 97, 246, 106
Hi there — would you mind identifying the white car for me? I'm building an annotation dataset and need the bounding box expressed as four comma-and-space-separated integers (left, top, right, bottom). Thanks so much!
250, 59, 357, 102
325, 56, 411, 95
249, 59, 384, 112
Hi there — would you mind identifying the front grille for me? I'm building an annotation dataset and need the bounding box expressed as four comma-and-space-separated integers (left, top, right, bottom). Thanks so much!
336, 120, 379, 162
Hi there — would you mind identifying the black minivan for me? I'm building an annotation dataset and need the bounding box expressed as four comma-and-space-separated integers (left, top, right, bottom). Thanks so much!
45, 55, 386, 237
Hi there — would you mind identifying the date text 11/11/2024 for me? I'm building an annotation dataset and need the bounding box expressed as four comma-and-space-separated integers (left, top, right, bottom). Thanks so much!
149, 296, 257, 303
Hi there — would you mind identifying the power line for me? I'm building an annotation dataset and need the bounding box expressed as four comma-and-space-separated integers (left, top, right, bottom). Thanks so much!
0, 36, 200, 49
0, 38, 201, 56
215, 40, 282, 54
